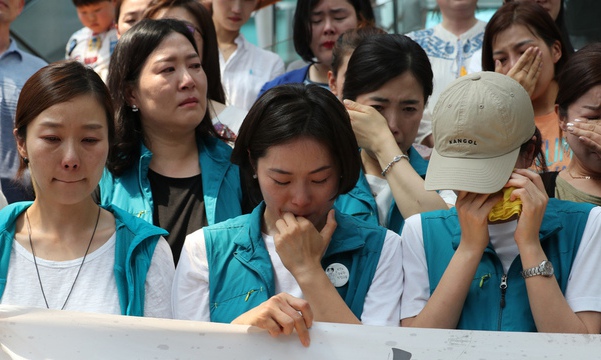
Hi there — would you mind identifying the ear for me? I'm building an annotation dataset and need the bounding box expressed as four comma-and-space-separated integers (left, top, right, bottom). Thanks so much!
13, 128, 27, 159
551, 40, 562, 64
555, 104, 568, 131
125, 85, 137, 109
328, 70, 338, 97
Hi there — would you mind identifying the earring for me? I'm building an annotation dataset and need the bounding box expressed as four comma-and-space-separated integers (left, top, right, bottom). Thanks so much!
23, 157, 29, 164
131, 104, 139, 112
252, 174, 257, 179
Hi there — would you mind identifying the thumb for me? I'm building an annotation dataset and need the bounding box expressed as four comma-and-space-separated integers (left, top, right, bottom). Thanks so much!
320, 209, 337, 242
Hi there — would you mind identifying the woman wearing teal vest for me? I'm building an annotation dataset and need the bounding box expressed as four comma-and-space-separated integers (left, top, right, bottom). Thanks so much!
0, 60, 174, 317
99, 19, 243, 264
331, 33, 451, 235
400, 72, 601, 333
173, 84, 403, 346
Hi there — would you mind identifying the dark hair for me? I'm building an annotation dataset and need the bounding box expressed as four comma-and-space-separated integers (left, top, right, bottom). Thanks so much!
73, 0, 111, 6
330, 26, 386, 77
293, 0, 375, 63
342, 34, 433, 105
503, 0, 574, 54
107, 18, 217, 175
232, 84, 361, 208
482, 1, 569, 76
520, 127, 547, 172
556, 42, 601, 120
14, 60, 115, 179
115, 0, 124, 20
144, 0, 226, 104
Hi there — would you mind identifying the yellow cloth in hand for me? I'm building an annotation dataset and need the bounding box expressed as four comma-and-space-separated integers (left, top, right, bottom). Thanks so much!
488, 187, 522, 222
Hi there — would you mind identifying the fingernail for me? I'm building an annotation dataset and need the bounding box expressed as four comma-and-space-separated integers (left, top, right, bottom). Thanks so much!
573, 118, 585, 123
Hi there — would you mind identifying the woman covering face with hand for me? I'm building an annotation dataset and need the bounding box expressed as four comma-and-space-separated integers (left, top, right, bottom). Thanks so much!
400, 71, 601, 333
173, 84, 403, 346
482, 1, 570, 172
542, 42, 601, 204
0, 61, 174, 317
99, 19, 243, 264
332, 34, 450, 235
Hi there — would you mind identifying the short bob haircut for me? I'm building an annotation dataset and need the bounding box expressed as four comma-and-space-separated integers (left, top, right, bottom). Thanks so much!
482, 1, 569, 77
293, 0, 375, 63
231, 83, 361, 209
330, 26, 386, 77
556, 42, 601, 120
14, 60, 115, 179
107, 18, 219, 176
342, 33, 433, 105
144, 0, 226, 104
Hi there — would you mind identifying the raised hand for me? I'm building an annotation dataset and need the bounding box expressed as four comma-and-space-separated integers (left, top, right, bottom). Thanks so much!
567, 119, 601, 157
274, 210, 337, 280
496, 46, 542, 98
343, 99, 397, 155
504, 169, 548, 250
455, 191, 502, 253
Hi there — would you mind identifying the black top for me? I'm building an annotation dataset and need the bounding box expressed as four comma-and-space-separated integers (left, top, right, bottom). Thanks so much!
540, 171, 559, 199
148, 169, 206, 264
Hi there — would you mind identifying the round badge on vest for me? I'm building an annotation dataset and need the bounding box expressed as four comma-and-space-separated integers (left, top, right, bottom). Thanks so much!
325, 263, 349, 287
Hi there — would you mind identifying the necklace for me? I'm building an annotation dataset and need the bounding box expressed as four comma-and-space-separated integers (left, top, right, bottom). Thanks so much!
25, 206, 101, 310
567, 169, 601, 181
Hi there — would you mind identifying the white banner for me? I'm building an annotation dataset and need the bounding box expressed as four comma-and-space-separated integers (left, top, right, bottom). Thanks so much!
1, 305, 600, 359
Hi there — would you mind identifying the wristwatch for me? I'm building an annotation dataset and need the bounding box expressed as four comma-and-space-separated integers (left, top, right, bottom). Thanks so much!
521, 260, 554, 278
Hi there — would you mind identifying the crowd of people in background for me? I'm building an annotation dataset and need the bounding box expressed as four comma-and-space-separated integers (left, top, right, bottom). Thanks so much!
1, 0, 601, 346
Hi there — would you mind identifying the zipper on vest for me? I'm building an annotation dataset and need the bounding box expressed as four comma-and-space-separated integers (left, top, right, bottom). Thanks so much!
499, 274, 508, 308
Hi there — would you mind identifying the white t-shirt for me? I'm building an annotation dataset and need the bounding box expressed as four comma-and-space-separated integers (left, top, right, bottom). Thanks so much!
400, 206, 601, 320
364, 175, 457, 228
173, 227, 403, 326
66, 27, 118, 83
1, 233, 174, 318
211, 104, 248, 136
406, 21, 486, 145
219, 34, 285, 111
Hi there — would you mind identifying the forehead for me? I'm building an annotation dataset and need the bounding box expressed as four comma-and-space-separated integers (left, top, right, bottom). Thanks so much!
146, 32, 196, 58
154, 6, 199, 28
31, 95, 109, 129
493, 24, 541, 48
261, 137, 333, 162
120, 0, 150, 12
312, 0, 355, 13
571, 85, 601, 106
358, 72, 424, 100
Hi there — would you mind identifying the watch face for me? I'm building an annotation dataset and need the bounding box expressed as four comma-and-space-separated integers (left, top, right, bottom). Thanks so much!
542, 260, 554, 276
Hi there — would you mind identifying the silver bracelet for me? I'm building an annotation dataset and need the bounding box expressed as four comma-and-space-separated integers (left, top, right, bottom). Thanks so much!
381, 154, 409, 177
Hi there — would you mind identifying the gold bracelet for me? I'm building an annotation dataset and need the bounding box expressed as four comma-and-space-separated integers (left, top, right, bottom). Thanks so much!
381, 154, 409, 177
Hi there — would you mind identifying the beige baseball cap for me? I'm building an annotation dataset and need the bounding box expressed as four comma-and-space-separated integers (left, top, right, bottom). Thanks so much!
424, 72, 535, 194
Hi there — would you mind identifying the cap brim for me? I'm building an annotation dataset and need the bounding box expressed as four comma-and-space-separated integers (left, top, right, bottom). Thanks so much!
424, 147, 520, 194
